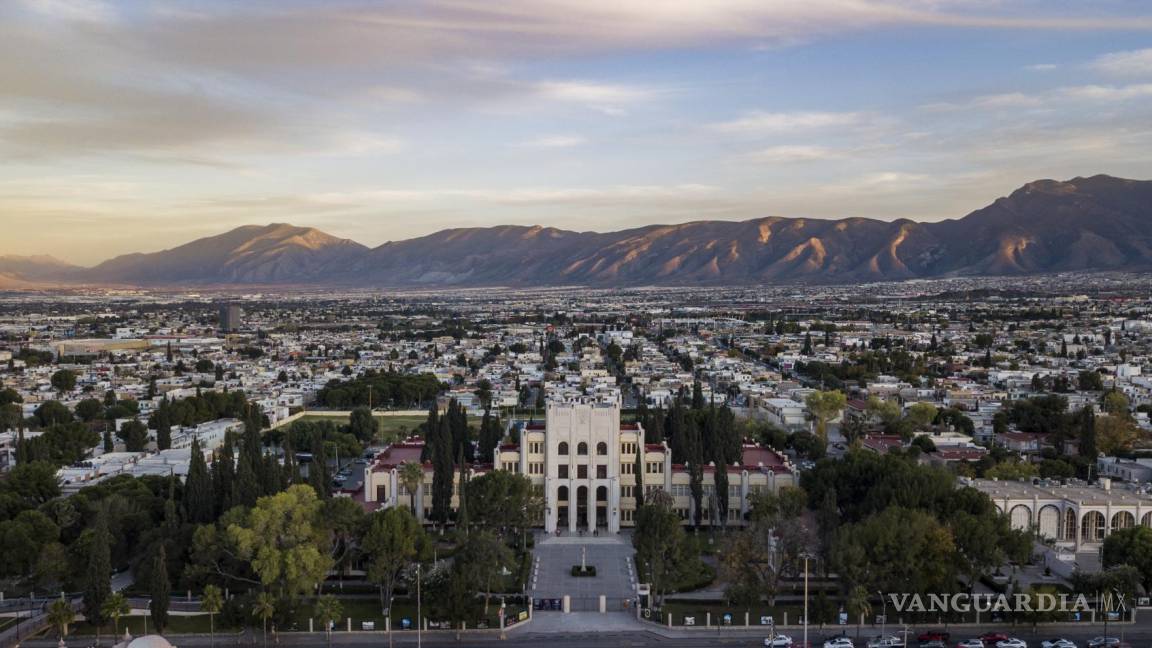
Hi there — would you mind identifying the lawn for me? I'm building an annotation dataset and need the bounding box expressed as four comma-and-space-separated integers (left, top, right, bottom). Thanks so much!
294, 414, 428, 444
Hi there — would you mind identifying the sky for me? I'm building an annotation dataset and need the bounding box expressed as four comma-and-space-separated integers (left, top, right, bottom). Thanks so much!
2, 0, 1152, 265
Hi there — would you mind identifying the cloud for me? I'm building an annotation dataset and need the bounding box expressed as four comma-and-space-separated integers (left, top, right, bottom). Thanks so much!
710, 111, 865, 134
921, 92, 1046, 111
305, 184, 722, 208
515, 135, 587, 148
1090, 48, 1152, 78
1060, 83, 1152, 102
533, 81, 657, 114
1025, 63, 1059, 72
742, 145, 845, 163
18, 0, 112, 23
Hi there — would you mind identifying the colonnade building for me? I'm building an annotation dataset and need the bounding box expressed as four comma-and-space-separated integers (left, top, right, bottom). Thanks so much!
969, 477, 1152, 549
362, 396, 796, 530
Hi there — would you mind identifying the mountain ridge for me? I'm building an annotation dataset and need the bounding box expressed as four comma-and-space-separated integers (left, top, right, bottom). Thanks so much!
5, 175, 1151, 288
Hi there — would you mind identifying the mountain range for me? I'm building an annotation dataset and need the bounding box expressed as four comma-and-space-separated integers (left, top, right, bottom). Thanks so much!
5, 174, 1152, 288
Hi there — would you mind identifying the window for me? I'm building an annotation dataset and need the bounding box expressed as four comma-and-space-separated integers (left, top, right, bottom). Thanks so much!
729, 485, 741, 500
646, 461, 663, 474
577, 442, 588, 455
596, 465, 607, 479
558, 442, 569, 455
621, 442, 637, 455
621, 485, 634, 498
558, 465, 569, 479
577, 465, 588, 479
596, 442, 608, 455
501, 462, 518, 473
529, 462, 544, 475
621, 509, 634, 522
621, 463, 634, 475
529, 441, 544, 454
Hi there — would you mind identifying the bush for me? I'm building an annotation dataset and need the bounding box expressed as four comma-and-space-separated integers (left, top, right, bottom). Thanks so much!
571, 565, 596, 577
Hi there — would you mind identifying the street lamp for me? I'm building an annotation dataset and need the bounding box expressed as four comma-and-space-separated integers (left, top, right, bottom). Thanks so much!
878, 590, 886, 637
416, 563, 422, 648
801, 552, 814, 648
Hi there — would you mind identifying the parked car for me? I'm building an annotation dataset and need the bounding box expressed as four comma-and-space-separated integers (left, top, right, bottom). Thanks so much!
868, 636, 904, 648
980, 634, 1010, 646
957, 640, 984, 648
825, 638, 855, 648
919, 632, 951, 643
920, 642, 946, 648
1040, 639, 1075, 648
766, 635, 794, 648
1086, 639, 1119, 648
996, 639, 1027, 648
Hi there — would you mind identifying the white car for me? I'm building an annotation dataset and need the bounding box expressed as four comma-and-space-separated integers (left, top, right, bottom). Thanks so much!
766, 636, 794, 648
826, 639, 855, 648
1041, 640, 1075, 648
957, 640, 984, 648
867, 636, 904, 648
996, 640, 1027, 648
1086, 639, 1119, 648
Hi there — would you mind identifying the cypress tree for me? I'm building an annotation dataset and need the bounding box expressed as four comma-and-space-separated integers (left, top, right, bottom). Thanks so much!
1079, 406, 1098, 461
186, 437, 214, 523
150, 545, 170, 633
801, 332, 813, 356
155, 407, 172, 451
282, 437, 299, 485
82, 513, 112, 630
634, 441, 645, 509
309, 430, 331, 499
103, 429, 114, 453
212, 432, 236, 515
431, 404, 455, 525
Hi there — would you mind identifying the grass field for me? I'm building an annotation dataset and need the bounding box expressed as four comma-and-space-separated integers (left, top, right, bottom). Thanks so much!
294, 414, 427, 444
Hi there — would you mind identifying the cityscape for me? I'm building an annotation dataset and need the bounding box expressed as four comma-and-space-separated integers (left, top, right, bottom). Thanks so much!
3, 2, 1152, 648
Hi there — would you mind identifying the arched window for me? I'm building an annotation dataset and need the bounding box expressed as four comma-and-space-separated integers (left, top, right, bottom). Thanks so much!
558, 442, 569, 455
596, 442, 608, 455
577, 442, 588, 455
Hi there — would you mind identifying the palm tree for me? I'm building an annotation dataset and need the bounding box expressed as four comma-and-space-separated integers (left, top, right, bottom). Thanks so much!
314, 594, 343, 648
200, 585, 224, 648
846, 585, 873, 639
101, 592, 130, 642
399, 462, 423, 514
47, 598, 74, 641
252, 592, 276, 648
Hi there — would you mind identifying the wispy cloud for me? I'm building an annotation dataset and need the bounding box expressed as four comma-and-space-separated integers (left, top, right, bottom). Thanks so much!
710, 111, 866, 134
1090, 48, 1152, 78
514, 135, 587, 148
742, 145, 846, 163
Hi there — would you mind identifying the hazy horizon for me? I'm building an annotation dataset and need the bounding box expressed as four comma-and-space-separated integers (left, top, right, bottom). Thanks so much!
3, 0, 1152, 264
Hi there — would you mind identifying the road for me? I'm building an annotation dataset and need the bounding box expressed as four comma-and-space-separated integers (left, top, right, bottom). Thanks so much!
12, 620, 1152, 648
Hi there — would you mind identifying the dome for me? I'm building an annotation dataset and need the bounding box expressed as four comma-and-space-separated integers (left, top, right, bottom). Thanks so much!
126, 635, 175, 648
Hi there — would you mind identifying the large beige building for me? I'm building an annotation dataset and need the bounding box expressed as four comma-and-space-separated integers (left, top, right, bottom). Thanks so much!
362, 396, 797, 530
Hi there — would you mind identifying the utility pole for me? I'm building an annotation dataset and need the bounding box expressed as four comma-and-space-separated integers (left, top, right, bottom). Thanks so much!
802, 552, 812, 648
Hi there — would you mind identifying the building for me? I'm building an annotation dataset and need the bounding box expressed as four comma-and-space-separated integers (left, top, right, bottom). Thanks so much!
362, 395, 796, 531
969, 477, 1152, 551
218, 303, 243, 333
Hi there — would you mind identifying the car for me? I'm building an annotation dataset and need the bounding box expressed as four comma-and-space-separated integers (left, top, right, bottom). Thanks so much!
868, 636, 904, 648
919, 632, 951, 643
996, 639, 1027, 648
1041, 640, 1075, 648
1085, 639, 1119, 648
825, 638, 854, 648
765, 635, 794, 647
980, 634, 1010, 646
957, 640, 984, 648
920, 642, 946, 648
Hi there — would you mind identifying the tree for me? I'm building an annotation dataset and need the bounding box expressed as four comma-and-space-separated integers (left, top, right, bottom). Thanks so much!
399, 461, 424, 514
201, 584, 224, 648
118, 419, 148, 452
832, 507, 957, 595
1079, 406, 1098, 460
315, 594, 343, 648
477, 409, 503, 465
1103, 526, 1152, 593
155, 409, 172, 451
51, 369, 77, 394
253, 591, 276, 648
845, 585, 872, 638
76, 398, 104, 422
363, 507, 427, 616
186, 437, 215, 524
633, 492, 690, 607
806, 391, 846, 443
634, 441, 645, 509
47, 597, 74, 640
150, 544, 171, 633
196, 485, 333, 599
82, 513, 112, 634
1096, 415, 1139, 456
101, 592, 130, 640
349, 406, 378, 444
905, 402, 938, 430
1102, 391, 1131, 416
456, 530, 514, 614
